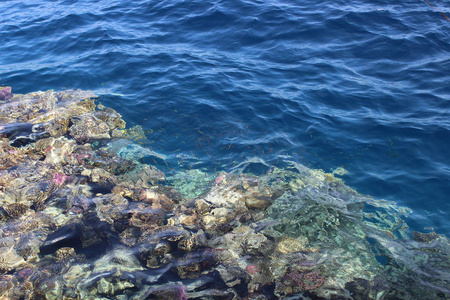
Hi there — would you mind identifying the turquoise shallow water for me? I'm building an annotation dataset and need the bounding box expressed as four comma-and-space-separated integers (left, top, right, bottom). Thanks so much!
0, 0, 449, 238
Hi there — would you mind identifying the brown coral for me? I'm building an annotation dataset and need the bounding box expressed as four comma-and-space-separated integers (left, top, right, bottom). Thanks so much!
3, 203, 29, 219
283, 270, 325, 291
69, 114, 111, 143
55, 247, 77, 262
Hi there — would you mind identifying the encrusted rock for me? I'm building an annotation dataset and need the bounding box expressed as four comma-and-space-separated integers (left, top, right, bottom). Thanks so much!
195, 199, 211, 215
0, 247, 25, 273
276, 236, 309, 254
3, 203, 29, 219
69, 115, 111, 143
55, 247, 77, 262
217, 264, 251, 287
276, 270, 325, 296
176, 255, 201, 279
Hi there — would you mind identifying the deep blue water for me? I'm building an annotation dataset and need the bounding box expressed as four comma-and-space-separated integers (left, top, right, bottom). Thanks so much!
1, 0, 449, 235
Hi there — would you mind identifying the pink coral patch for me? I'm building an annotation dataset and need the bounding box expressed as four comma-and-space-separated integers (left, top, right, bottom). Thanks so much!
52, 172, 69, 185
177, 284, 187, 300
246, 264, 258, 274
214, 174, 225, 184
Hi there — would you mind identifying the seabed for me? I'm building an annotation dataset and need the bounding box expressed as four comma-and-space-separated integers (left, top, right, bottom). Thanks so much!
0, 87, 448, 300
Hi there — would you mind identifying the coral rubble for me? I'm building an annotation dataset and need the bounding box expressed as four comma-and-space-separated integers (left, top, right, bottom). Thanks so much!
0, 88, 448, 300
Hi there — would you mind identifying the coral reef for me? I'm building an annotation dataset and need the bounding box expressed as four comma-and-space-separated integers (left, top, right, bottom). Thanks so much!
0, 88, 448, 300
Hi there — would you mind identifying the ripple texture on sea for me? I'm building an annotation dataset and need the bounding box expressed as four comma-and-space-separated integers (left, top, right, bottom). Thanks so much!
0, 0, 449, 233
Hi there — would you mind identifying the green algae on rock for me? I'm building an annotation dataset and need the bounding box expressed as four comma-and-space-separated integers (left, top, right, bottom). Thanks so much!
0, 89, 448, 300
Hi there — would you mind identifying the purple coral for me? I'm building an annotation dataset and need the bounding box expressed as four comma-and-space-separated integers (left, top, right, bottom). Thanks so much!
0, 87, 13, 101
284, 270, 325, 291
144, 283, 187, 299
68, 196, 91, 214
177, 284, 187, 300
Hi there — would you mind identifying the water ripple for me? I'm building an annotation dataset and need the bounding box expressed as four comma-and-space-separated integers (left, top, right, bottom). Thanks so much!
0, 0, 449, 235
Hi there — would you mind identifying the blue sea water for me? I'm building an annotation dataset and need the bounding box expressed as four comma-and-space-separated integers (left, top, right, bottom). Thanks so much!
0, 0, 449, 238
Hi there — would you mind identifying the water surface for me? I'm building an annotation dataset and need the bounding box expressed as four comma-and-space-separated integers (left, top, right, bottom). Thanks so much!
0, 0, 449, 235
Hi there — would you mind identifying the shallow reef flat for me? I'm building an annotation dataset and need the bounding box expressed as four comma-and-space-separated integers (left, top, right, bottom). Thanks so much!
0, 88, 448, 300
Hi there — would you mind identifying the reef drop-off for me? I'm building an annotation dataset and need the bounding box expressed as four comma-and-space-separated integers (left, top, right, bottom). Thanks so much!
0, 88, 448, 300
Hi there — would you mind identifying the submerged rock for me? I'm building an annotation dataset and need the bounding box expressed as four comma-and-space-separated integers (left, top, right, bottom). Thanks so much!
40, 223, 83, 255
70, 114, 111, 142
